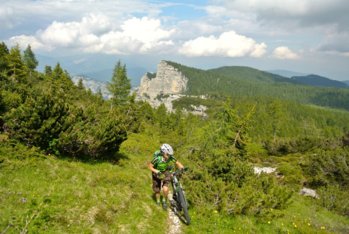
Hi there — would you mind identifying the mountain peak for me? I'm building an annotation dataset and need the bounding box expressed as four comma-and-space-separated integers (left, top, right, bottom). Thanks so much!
291, 74, 348, 88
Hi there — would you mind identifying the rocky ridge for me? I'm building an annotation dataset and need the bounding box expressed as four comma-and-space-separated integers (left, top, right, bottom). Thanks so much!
136, 60, 207, 115
136, 60, 187, 110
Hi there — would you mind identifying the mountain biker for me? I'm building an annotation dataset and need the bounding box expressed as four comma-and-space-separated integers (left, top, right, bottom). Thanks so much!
148, 143, 184, 210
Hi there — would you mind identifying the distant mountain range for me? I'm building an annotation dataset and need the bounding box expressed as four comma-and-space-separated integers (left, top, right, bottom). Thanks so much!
267, 69, 307, 78
290, 74, 348, 88
268, 70, 348, 88
37, 53, 147, 87
71, 75, 111, 99
80, 67, 146, 87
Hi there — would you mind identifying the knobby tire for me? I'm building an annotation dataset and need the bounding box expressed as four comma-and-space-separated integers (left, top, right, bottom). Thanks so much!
177, 187, 190, 225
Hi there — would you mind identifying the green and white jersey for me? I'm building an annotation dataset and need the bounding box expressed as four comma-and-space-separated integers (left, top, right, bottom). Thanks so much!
151, 150, 177, 172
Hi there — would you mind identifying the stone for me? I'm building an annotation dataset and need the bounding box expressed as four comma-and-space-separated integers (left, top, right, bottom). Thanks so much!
253, 167, 276, 175
299, 187, 319, 199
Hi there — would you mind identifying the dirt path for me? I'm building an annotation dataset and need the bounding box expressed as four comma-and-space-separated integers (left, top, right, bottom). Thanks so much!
167, 208, 181, 234
167, 192, 181, 234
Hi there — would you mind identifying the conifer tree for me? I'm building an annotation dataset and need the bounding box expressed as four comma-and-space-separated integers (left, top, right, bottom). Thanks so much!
23, 45, 38, 70
78, 78, 84, 89
52, 63, 64, 79
0, 42, 9, 72
45, 65, 52, 77
7, 45, 28, 82
107, 61, 131, 106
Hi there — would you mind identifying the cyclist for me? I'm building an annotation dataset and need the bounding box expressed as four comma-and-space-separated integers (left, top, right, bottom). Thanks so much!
148, 143, 184, 210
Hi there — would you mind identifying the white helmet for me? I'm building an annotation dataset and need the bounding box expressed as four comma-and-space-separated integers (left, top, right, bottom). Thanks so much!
160, 143, 174, 155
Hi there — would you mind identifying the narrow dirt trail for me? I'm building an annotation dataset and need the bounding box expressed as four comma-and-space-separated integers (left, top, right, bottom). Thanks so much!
167, 192, 181, 234
167, 208, 181, 234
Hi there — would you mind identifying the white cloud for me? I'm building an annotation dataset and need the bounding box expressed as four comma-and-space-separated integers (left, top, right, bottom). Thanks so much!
39, 21, 80, 47
8, 15, 175, 55
8, 35, 47, 50
272, 46, 299, 59
179, 31, 266, 58
120, 17, 175, 53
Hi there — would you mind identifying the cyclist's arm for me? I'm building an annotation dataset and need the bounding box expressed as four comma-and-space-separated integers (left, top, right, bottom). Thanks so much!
175, 161, 184, 170
148, 162, 160, 174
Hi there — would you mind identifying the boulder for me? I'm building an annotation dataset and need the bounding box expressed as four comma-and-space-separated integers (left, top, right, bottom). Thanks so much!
299, 187, 319, 199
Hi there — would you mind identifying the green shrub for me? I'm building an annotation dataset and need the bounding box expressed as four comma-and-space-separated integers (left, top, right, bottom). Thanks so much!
3, 89, 70, 149
223, 175, 293, 217
317, 185, 349, 216
301, 148, 349, 187
57, 108, 127, 159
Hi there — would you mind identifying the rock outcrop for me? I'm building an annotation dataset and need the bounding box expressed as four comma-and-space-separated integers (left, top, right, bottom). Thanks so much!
136, 60, 188, 110
136, 60, 207, 116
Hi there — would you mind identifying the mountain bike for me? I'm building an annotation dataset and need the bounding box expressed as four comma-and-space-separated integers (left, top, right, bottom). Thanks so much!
170, 168, 190, 225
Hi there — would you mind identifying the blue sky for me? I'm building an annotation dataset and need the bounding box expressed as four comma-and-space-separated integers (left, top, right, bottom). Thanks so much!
1, 0, 349, 81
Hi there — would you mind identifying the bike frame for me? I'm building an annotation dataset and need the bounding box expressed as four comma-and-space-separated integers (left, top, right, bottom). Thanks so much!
170, 169, 190, 225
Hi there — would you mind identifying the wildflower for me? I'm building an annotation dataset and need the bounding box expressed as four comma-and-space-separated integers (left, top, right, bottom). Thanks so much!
321, 226, 326, 230
268, 221, 271, 224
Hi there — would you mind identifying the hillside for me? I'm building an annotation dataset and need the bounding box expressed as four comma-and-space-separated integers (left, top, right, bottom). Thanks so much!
2, 135, 349, 233
291, 74, 348, 88
1, 43, 349, 233
165, 61, 349, 111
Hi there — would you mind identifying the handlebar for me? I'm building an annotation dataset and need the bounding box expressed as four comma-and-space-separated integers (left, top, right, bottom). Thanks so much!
171, 167, 189, 177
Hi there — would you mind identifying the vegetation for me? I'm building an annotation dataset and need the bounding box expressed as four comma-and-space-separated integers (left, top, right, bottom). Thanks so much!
167, 61, 349, 111
107, 60, 132, 106
1, 42, 349, 233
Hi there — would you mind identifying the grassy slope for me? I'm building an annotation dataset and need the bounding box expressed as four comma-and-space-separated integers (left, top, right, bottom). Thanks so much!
0, 138, 167, 234
1, 135, 349, 233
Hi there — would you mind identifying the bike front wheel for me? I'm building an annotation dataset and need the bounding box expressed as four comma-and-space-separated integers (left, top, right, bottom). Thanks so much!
177, 188, 190, 225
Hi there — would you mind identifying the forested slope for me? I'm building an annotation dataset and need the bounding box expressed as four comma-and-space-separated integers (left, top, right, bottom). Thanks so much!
167, 61, 349, 111
1, 42, 349, 233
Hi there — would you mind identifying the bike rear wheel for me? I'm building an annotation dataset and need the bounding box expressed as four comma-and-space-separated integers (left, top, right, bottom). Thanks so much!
177, 188, 190, 225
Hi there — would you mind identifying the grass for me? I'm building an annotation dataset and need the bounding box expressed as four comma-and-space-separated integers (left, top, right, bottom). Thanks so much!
1, 135, 349, 233
0, 141, 167, 233
182, 195, 349, 233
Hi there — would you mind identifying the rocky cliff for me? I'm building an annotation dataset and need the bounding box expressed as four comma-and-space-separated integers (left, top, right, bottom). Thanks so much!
136, 60, 188, 110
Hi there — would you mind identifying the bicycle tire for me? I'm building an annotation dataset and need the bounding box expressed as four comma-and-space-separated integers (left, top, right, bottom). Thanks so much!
177, 187, 190, 225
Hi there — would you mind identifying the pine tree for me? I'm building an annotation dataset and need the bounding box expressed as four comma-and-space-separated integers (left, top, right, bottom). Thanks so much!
78, 78, 84, 89
107, 61, 131, 106
45, 65, 52, 77
23, 45, 38, 70
0, 42, 9, 72
52, 63, 64, 79
7, 45, 28, 82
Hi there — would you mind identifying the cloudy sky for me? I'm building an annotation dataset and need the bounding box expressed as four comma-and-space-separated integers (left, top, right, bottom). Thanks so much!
1, 0, 349, 81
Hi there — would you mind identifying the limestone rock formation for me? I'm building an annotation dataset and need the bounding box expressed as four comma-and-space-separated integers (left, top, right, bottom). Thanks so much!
138, 61, 188, 98
136, 60, 188, 110
136, 60, 207, 116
